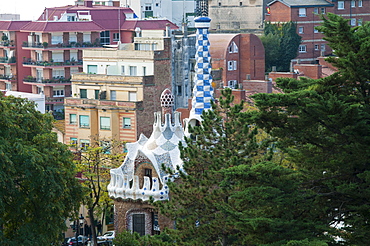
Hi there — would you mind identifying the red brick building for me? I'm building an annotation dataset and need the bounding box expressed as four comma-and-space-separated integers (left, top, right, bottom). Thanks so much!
209, 33, 265, 89
266, 0, 370, 62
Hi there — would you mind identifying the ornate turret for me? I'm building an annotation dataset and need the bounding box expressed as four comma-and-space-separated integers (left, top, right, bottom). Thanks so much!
108, 89, 184, 202
184, 16, 213, 136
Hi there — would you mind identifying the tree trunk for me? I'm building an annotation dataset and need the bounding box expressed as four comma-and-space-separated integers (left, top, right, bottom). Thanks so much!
89, 208, 98, 246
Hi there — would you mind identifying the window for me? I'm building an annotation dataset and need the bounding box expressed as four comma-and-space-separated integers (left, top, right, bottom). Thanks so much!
144, 168, 152, 177
338, 1, 344, 9
79, 115, 90, 128
79, 89, 87, 99
299, 45, 307, 53
95, 90, 100, 99
129, 92, 137, 101
298, 27, 304, 34
351, 18, 356, 26
80, 139, 90, 150
239, 2, 242, 6
113, 33, 120, 41
123, 117, 131, 129
5, 83, 11, 91
177, 85, 182, 96
321, 8, 325, 14
359, 0, 363, 7
110, 90, 116, 100
227, 80, 238, 89
321, 44, 326, 51
100, 117, 111, 130
228, 42, 238, 53
351, 0, 355, 7
70, 114, 77, 124
53, 89, 64, 97
227, 61, 237, 71
313, 8, 319, 14
145, 5, 152, 10
70, 138, 78, 145
298, 8, 306, 17
121, 66, 125, 75
143, 66, 146, 76
100, 30, 110, 45
129, 66, 137, 76
218, 2, 221, 6
87, 65, 97, 74
358, 18, 363, 26
132, 214, 145, 236
314, 26, 319, 33
314, 44, 319, 50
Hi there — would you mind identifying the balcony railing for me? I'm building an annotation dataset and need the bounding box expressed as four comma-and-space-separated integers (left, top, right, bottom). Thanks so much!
0, 75, 16, 81
0, 57, 16, 63
0, 41, 15, 48
23, 60, 82, 67
23, 76, 71, 84
22, 41, 102, 49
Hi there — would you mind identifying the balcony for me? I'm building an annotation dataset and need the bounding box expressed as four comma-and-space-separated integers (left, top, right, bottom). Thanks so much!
0, 56, 16, 64
23, 60, 82, 68
23, 76, 71, 85
22, 41, 102, 50
0, 74, 16, 81
0, 41, 15, 49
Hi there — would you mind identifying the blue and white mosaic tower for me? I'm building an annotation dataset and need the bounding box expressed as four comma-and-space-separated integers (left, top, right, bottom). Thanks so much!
185, 16, 214, 135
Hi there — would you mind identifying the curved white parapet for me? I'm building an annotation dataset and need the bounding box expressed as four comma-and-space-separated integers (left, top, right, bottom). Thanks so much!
108, 173, 170, 202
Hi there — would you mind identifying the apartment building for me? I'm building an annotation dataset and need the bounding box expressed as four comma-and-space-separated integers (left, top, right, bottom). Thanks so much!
266, 0, 370, 61
64, 35, 173, 146
209, 0, 270, 32
0, 0, 177, 114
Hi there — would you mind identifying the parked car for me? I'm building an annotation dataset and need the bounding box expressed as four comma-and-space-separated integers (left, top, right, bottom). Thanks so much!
66, 235, 90, 245
97, 231, 115, 241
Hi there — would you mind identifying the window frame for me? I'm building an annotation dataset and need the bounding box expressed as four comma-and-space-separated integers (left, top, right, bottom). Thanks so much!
359, 0, 363, 7
70, 137, 78, 145
79, 115, 90, 128
80, 89, 87, 98
132, 214, 145, 236
123, 117, 131, 129
298, 45, 307, 53
298, 8, 306, 17
100, 116, 111, 130
70, 114, 77, 124
113, 32, 120, 41
351, 0, 355, 8
298, 26, 304, 34
338, 1, 345, 10
110, 90, 116, 100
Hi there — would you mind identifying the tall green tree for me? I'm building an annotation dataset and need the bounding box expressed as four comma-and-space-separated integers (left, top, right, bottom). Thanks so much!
0, 94, 83, 245
154, 89, 330, 246
250, 13, 370, 244
261, 22, 301, 72
73, 138, 125, 246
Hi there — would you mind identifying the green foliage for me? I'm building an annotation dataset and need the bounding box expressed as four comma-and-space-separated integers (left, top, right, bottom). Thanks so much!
73, 138, 125, 245
261, 22, 302, 72
153, 89, 329, 245
0, 94, 83, 245
113, 230, 141, 246
251, 13, 370, 245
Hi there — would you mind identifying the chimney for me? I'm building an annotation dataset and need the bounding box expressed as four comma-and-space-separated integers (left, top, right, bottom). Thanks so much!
85, 1, 93, 7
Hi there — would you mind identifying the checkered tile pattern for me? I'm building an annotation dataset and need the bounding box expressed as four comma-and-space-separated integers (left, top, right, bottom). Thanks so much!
191, 22, 214, 116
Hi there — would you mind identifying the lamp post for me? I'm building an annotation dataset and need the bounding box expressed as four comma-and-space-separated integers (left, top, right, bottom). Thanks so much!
79, 214, 85, 244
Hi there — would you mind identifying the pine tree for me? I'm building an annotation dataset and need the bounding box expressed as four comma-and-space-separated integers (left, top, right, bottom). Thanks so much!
154, 89, 330, 245
251, 13, 370, 244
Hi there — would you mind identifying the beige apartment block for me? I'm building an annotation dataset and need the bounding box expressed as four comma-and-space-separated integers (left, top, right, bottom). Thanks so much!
209, 0, 270, 32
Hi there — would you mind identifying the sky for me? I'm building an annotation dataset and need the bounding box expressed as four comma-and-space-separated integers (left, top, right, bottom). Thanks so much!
0, 0, 74, 21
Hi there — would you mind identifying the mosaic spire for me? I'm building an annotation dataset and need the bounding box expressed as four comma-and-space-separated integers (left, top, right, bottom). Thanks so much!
188, 16, 214, 122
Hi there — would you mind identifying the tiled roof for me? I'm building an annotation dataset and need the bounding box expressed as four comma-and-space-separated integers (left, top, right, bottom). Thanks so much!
268, 0, 333, 7
37, 5, 134, 29
20, 21, 104, 32
0, 21, 31, 31
121, 19, 178, 31
208, 34, 238, 59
